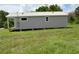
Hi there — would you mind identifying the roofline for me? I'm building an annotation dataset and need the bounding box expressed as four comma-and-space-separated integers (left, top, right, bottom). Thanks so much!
6, 15, 68, 18
6, 12, 68, 18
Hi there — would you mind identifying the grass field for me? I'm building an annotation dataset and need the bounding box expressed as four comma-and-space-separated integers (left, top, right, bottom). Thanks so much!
0, 24, 79, 54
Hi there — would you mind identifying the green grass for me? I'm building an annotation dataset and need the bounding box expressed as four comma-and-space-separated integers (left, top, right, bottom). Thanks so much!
0, 24, 79, 54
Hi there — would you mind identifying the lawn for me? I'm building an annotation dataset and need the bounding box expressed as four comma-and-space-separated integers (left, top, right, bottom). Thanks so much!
0, 24, 79, 54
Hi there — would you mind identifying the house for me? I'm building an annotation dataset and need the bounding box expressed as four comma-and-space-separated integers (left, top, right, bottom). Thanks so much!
6, 12, 68, 30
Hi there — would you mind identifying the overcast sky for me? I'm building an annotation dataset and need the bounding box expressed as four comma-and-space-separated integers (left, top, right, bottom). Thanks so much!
0, 4, 79, 13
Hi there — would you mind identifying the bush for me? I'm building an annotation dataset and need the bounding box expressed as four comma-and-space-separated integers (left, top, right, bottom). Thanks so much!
0, 10, 9, 28
68, 12, 79, 24
68, 15, 75, 24
75, 16, 79, 24
3, 18, 14, 29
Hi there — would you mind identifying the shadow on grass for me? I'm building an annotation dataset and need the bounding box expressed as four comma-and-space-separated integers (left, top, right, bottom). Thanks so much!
10, 27, 72, 32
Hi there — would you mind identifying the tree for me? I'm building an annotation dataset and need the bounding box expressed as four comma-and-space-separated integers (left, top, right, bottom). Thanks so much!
36, 6, 49, 12
49, 4, 62, 11
35, 4, 62, 12
0, 10, 9, 28
75, 6, 79, 24
68, 12, 75, 23
75, 7, 79, 16
68, 6, 79, 24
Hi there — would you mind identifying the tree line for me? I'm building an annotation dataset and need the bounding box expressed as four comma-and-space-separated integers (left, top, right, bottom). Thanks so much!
36, 4, 62, 12
0, 4, 79, 28
68, 7, 79, 24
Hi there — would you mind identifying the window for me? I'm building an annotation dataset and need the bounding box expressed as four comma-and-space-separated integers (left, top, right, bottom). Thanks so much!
21, 18, 27, 21
46, 17, 48, 21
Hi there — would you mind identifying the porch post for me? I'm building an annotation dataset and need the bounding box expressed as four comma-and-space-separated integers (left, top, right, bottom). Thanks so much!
7, 18, 9, 29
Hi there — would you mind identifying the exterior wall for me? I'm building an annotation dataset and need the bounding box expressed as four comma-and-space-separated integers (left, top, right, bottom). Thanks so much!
13, 17, 20, 29
20, 16, 44, 29
44, 16, 68, 28
13, 16, 67, 29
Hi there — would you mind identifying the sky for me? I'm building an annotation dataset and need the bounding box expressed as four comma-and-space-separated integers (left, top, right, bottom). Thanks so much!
0, 4, 79, 13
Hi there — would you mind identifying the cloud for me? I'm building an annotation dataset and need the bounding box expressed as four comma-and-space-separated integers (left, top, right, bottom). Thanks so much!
59, 4, 79, 12
0, 4, 20, 13
19, 4, 26, 12
22, 4, 43, 12
23, 4, 79, 12
0, 4, 79, 13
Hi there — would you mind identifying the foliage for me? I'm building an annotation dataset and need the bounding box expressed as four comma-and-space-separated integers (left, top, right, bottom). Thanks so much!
49, 5, 62, 11
74, 6, 79, 24
68, 16, 75, 23
0, 10, 14, 28
9, 18, 14, 28
75, 6, 79, 16
68, 6, 79, 24
68, 12, 75, 23
36, 6, 49, 12
3, 18, 14, 28
36, 4, 62, 12
0, 10, 9, 28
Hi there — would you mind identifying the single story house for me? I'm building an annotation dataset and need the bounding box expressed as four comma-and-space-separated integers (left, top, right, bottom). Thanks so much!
6, 12, 68, 30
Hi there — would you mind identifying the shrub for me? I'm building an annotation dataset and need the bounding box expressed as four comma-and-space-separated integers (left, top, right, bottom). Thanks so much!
68, 16, 75, 23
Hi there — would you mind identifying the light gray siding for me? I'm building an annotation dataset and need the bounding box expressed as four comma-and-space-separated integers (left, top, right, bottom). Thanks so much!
44, 16, 67, 28
14, 17, 20, 29
13, 16, 67, 29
